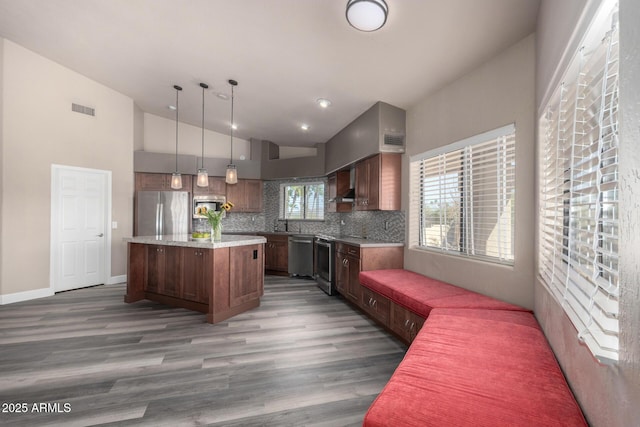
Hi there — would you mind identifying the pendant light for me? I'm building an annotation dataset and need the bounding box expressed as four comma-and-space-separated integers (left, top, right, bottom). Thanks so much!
196, 82, 209, 187
170, 85, 183, 190
225, 79, 238, 185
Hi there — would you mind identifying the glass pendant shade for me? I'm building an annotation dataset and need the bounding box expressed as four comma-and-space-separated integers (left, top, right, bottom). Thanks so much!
171, 84, 183, 189
225, 164, 237, 184
170, 172, 182, 189
196, 168, 209, 187
196, 82, 209, 187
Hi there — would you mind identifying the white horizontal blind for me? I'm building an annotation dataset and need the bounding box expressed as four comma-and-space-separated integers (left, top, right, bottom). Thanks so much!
281, 182, 324, 220
410, 124, 515, 264
538, 1, 619, 362
304, 183, 325, 220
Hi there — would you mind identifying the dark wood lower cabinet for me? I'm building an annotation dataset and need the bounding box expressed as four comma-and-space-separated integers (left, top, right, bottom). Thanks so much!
261, 234, 288, 275
335, 243, 402, 306
334, 242, 427, 343
389, 302, 426, 343
145, 245, 180, 298
181, 247, 211, 304
361, 287, 391, 326
126, 242, 264, 323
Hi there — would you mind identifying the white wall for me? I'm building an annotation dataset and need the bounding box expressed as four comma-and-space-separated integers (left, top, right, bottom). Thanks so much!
143, 113, 250, 161
0, 39, 4, 296
535, 1, 640, 425
403, 34, 536, 309
0, 39, 134, 296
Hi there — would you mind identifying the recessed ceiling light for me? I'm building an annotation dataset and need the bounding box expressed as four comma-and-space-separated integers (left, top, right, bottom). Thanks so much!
168, 105, 177, 110
316, 98, 332, 108
301, 124, 310, 131
231, 123, 238, 130
216, 93, 229, 100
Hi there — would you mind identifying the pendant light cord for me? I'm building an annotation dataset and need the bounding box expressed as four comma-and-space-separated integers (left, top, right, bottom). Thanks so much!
230, 83, 235, 164
175, 86, 180, 172
201, 85, 205, 168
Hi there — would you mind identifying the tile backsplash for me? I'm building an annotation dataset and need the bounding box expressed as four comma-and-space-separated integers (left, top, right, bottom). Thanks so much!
223, 178, 405, 242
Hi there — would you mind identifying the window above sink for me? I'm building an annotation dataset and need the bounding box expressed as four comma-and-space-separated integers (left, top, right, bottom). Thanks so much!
279, 181, 325, 221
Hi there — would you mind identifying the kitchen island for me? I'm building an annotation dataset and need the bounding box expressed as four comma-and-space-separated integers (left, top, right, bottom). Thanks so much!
124, 234, 266, 323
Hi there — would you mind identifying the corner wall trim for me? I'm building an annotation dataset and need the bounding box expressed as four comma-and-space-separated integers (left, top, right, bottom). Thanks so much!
0, 288, 55, 305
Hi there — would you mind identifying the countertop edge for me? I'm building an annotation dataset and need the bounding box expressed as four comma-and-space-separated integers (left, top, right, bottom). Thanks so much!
124, 235, 267, 249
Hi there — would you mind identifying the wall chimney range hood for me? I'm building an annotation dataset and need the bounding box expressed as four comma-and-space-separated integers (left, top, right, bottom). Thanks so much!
331, 187, 355, 203
329, 167, 356, 203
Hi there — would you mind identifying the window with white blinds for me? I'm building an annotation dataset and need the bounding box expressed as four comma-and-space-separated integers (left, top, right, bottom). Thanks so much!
280, 182, 324, 220
410, 124, 516, 265
538, 1, 619, 362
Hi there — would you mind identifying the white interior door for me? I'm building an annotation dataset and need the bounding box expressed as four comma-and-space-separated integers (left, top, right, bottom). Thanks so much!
51, 166, 109, 292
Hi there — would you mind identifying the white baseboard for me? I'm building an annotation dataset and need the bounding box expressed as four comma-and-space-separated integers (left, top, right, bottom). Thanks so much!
1, 276, 126, 304
0, 287, 55, 305
107, 275, 127, 285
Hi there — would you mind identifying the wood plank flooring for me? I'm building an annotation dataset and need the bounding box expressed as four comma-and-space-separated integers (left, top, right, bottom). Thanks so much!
0, 276, 406, 426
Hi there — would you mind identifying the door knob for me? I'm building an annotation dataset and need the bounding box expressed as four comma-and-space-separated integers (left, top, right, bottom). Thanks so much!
96, 233, 104, 237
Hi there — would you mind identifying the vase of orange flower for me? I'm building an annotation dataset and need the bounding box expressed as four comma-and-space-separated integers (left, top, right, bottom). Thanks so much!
204, 201, 234, 242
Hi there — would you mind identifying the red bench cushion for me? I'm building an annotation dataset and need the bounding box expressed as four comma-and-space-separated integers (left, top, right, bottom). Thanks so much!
363, 308, 587, 427
359, 269, 529, 318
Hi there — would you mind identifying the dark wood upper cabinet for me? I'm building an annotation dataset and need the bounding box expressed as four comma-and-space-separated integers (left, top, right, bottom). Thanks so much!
355, 153, 400, 211
226, 179, 263, 213
193, 177, 226, 195
136, 173, 192, 192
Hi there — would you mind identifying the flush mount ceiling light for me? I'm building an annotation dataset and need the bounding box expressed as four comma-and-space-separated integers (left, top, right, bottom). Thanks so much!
170, 85, 183, 190
196, 82, 209, 188
216, 92, 229, 100
225, 79, 238, 185
346, 0, 388, 32
316, 98, 332, 108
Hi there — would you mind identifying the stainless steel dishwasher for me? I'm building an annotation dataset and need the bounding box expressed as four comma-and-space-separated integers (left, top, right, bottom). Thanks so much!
288, 234, 314, 277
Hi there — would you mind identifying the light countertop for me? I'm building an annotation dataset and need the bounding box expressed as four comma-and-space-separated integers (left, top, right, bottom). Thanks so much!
224, 231, 404, 248
332, 236, 404, 248
125, 234, 267, 249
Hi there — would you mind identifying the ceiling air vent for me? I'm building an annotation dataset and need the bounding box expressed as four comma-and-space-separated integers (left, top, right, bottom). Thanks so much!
71, 103, 95, 117
381, 132, 405, 153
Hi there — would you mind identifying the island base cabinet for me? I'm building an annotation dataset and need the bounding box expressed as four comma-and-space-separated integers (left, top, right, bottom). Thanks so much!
125, 242, 264, 323
181, 248, 212, 305
209, 244, 264, 323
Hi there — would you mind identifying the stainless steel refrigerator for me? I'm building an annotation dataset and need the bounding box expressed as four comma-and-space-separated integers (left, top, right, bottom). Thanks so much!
136, 191, 190, 236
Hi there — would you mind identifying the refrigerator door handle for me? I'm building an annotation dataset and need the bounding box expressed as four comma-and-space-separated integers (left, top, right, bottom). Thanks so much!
158, 203, 164, 236
155, 203, 161, 236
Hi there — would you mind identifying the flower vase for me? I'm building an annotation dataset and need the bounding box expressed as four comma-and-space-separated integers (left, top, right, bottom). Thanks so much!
212, 223, 222, 242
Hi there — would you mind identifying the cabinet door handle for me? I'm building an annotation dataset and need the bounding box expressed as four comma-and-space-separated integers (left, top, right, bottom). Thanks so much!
404, 319, 410, 328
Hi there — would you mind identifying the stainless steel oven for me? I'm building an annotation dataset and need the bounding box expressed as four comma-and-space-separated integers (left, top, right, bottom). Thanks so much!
314, 235, 336, 295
